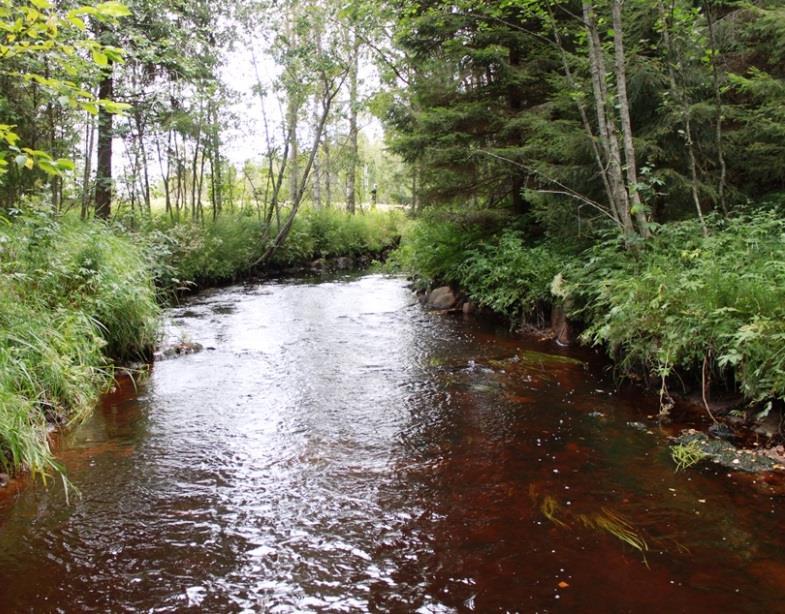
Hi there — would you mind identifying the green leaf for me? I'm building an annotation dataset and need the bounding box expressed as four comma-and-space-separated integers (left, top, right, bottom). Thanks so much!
94, 2, 131, 18
91, 49, 108, 66
37, 159, 58, 175
55, 158, 75, 171
99, 100, 131, 114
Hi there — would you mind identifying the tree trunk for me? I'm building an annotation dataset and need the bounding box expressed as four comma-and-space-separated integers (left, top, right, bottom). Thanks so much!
312, 102, 322, 209
81, 110, 95, 220
253, 75, 347, 267
346, 30, 360, 214
547, 4, 618, 227
323, 132, 332, 207
583, 2, 634, 237
287, 95, 299, 205
611, 0, 650, 238
704, 2, 728, 215
95, 64, 114, 219
657, 0, 708, 235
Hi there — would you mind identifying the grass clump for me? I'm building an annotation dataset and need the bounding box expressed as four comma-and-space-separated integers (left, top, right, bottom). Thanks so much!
671, 440, 709, 471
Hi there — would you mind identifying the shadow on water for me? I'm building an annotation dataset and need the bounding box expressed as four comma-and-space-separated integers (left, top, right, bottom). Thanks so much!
1, 274, 785, 612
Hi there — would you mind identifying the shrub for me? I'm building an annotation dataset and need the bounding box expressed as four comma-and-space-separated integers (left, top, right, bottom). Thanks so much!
459, 232, 565, 322
569, 213, 785, 400
391, 210, 568, 321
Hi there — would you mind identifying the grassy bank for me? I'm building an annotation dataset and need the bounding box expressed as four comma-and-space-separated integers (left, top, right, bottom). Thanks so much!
136, 208, 404, 296
0, 213, 159, 479
393, 210, 785, 406
0, 207, 404, 480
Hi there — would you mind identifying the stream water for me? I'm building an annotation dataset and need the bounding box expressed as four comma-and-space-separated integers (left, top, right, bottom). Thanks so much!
2, 274, 785, 612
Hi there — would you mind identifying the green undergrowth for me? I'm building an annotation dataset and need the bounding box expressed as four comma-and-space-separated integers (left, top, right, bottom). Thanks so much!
138, 208, 404, 296
569, 212, 785, 402
0, 212, 159, 479
393, 209, 785, 403
391, 209, 567, 322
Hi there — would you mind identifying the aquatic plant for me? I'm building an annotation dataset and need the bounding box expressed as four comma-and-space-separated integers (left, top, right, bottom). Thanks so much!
671, 440, 709, 472
532, 488, 649, 560
577, 508, 649, 554
540, 495, 568, 528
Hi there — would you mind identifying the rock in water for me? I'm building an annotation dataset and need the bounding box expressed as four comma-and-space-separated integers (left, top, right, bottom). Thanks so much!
427, 286, 458, 310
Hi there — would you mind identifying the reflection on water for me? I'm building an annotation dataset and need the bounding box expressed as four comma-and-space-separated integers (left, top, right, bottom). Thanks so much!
1, 275, 784, 612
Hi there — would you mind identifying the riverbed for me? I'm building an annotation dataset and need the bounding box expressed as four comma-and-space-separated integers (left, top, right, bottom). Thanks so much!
1, 275, 784, 611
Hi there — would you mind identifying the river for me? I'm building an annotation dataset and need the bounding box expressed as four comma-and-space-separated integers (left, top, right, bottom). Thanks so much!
1, 274, 785, 612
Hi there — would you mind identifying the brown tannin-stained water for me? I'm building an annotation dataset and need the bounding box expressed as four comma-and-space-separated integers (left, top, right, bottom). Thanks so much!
2, 275, 785, 612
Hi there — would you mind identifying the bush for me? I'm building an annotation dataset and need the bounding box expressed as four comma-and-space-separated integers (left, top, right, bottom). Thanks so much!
568, 213, 785, 400
459, 232, 566, 322
392, 210, 569, 321
389, 209, 500, 286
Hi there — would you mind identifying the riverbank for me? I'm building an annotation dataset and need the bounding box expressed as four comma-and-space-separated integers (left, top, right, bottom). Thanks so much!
392, 209, 785, 469
0, 208, 404, 480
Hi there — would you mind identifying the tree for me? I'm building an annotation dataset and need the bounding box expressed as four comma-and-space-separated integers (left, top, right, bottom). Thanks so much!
0, 0, 130, 210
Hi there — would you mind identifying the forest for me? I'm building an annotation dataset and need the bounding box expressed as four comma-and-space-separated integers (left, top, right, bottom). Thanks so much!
1, 0, 785, 553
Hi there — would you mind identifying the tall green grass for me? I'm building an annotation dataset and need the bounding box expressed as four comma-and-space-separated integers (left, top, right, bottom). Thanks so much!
139, 208, 405, 296
0, 213, 159, 478
272, 207, 404, 266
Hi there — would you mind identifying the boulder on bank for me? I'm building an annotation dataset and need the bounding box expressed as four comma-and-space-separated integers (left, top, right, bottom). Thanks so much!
427, 286, 459, 310
310, 258, 328, 272
671, 430, 782, 473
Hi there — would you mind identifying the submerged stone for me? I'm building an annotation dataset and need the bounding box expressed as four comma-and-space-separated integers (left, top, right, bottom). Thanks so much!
517, 349, 585, 367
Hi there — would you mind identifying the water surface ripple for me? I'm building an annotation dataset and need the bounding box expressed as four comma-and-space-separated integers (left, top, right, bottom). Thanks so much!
1, 275, 785, 612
